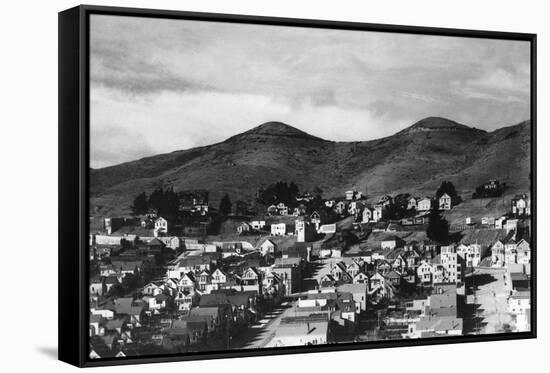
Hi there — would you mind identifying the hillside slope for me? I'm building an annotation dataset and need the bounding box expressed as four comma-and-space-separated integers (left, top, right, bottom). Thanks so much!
90, 117, 531, 217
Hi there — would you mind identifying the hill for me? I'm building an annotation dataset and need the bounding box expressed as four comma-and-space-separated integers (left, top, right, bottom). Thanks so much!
89, 118, 531, 218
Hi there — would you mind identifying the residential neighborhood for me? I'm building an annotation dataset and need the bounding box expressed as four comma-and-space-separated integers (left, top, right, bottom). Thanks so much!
88, 180, 532, 358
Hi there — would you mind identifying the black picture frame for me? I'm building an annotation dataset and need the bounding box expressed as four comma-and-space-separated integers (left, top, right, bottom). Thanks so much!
59, 4, 537, 368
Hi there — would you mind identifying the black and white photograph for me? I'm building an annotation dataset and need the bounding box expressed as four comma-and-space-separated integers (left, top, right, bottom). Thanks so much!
84, 9, 534, 362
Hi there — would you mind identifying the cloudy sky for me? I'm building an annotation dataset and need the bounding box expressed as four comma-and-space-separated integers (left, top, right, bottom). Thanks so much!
90, 14, 530, 168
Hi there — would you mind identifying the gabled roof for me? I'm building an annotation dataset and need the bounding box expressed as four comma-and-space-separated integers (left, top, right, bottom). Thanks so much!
385, 270, 402, 279
147, 238, 165, 246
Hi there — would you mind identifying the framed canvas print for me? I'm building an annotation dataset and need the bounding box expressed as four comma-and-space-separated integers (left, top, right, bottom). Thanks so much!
58, 5, 537, 368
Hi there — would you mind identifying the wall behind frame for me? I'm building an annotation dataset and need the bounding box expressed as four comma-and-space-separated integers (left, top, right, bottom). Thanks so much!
0, 0, 547, 372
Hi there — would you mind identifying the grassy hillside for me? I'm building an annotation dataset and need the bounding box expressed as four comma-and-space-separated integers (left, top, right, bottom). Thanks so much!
90, 117, 531, 218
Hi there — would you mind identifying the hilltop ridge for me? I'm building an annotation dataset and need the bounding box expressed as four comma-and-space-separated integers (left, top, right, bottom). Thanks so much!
90, 117, 531, 217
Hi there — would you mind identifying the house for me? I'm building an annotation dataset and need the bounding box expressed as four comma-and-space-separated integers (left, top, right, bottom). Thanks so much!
271, 223, 287, 236
346, 190, 363, 201
404, 283, 462, 338
318, 224, 337, 234
266, 316, 329, 347
174, 289, 199, 311
329, 262, 353, 283
511, 194, 530, 216
407, 197, 418, 210
439, 193, 452, 210
495, 217, 506, 230
310, 211, 323, 230
295, 218, 316, 242
325, 200, 336, 208
369, 272, 391, 299
142, 282, 163, 297
353, 272, 369, 285
378, 195, 393, 206
417, 198, 432, 211
381, 236, 402, 250
241, 267, 262, 293
259, 239, 277, 256
267, 205, 278, 215
142, 237, 166, 254
277, 202, 289, 216
337, 283, 368, 312
250, 220, 266, 230
90, 277, 105, 297
362, 207, 373, 223
456, 243, 483, 268
417, 261, 434, 284
481, 216, 495, 226
211, 268, 228, 287
372, 206, 383, 222
114, 298, 145, 324
491, 240, 505, 267
506, 219, 519, 234
347, 201, 360, 216
504, 237, 518, 265
272, 257, 303, 296
236, 222, 252, 234
385, 270, 402, 287
144, 293, 168, 312
166, 255, 212, 278
196, 269, 212, 291
176, 272, 196, 293
154, 217, 168, 236
438, 245, 462, 283
292, 205, 307, 216
346, 260, 363, 277
188, 307, 223, 334
508, 289, 531, 332
334, 201, 347, 215
516, 239, 531, 265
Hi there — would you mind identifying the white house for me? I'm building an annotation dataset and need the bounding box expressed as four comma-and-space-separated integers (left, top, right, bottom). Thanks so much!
271, 223, 287, 236
512, 194, 530, 216
251, 220, 266, 230
154, 217, 168, 237
372, 206, 383, 222
439, 193, 452, 210
417, 198, 432, 211
506, 219, 518, 234
310, 211, 322, 230
362, 207, 372, 223
237, 222, 252, 234
260, 239, 277, 256
491, 240, 506, 267
277, 203, 289, 216
381, 237, 398, 250
417, 261, 434, 284
516, 239, 531, 265
495, 216, 506, 230
318, 224, 336, 234
211, 268, 227, 288
456, 243, 483, 268
439, 245, 460, 283
407, 197, 418, 210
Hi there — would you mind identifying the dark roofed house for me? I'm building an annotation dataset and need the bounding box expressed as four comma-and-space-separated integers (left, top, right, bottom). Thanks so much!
114, 297, 145, 323
510, 272, 530, 290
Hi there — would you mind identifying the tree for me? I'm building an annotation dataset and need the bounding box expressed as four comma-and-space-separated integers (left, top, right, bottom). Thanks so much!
426, 207, 450, 244
235, 200, 252, 216
436, 181, 458, 200
219, 194, 232, 216
131, 192, 149, 215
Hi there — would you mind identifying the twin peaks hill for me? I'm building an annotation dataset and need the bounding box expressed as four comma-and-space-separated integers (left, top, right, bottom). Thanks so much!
90, 117, 531, 217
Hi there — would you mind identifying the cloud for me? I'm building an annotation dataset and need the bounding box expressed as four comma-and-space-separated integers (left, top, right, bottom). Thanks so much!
89, 14, 531, 167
